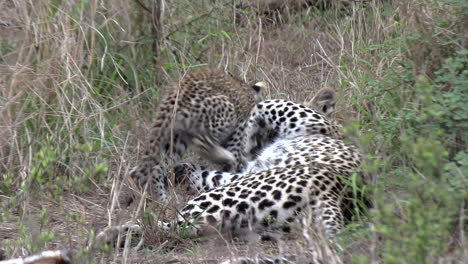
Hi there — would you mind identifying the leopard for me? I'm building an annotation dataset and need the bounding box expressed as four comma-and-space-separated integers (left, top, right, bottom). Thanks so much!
193, 89, 342, 174
174, 134, 362, 195
97, 162, 360, 247
168, 163, 354, 238
166, 133, 363, 239
129, 67, 264, 202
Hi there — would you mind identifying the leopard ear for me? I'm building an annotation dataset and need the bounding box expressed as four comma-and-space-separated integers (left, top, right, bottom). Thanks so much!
309, 88, 337, 117
252, 81, 267, 93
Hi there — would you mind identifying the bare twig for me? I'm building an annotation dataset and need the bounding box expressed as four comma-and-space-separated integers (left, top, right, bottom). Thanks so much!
151, 0, 163, 57
164, 2, 232, 40
133, 0, 152, 13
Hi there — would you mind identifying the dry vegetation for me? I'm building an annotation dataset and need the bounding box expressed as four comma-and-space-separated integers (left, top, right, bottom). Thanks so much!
1, 0, 467, 263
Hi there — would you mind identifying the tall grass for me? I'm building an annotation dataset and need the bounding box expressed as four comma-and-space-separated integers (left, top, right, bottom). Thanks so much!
1, 0, 156, 259
1, 0, 466, 263
321, 0, 467, 262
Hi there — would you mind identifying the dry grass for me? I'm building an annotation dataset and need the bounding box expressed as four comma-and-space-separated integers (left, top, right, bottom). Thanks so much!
1, 0, 466, 263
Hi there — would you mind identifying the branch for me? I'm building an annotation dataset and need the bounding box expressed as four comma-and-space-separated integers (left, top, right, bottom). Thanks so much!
0, 249, 72, 264
164, 1, 232, 40
134, 0, 152, 14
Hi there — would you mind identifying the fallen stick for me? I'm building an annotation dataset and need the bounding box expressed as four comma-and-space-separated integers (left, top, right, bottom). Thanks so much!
0, 249, 71, 264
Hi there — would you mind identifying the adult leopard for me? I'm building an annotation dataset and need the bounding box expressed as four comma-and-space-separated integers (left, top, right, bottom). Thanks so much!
192, 80, 341, 175
175, 134, 361, 194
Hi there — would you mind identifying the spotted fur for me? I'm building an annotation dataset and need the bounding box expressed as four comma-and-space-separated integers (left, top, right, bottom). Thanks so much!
97, 90, 365, 252
131, 79, 339, 203
197, 98, 342, 173
97, 141, 363, 250
175, 134, 361, 193
129, 68, 263, 201
167, 163, 352, 238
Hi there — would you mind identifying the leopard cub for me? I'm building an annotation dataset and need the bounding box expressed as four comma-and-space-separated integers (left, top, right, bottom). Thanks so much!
130, 68, 263, 202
